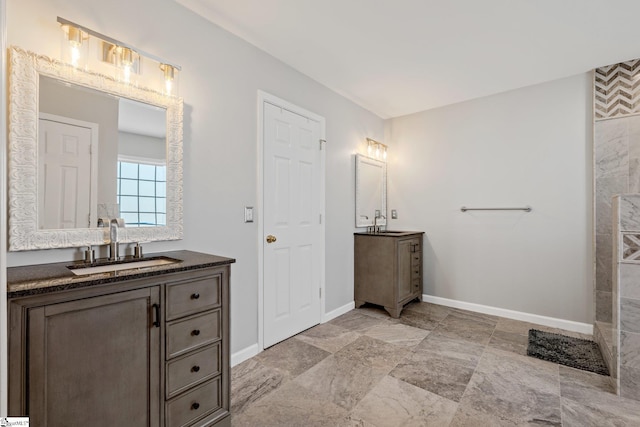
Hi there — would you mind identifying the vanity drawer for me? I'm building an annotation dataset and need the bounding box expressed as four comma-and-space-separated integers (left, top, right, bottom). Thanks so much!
166, 275, 221, 321
166, 377, 221, 427
166, 343, 221, 398
167, 310, 221, 359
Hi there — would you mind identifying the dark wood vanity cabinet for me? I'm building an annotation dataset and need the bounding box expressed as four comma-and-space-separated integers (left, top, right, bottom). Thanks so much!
9, 262, 231, 427
26, 287, 161, 427
354, 232, 424, 318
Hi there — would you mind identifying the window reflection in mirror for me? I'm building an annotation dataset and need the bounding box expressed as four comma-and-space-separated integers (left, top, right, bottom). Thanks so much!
38, 75, 167, 229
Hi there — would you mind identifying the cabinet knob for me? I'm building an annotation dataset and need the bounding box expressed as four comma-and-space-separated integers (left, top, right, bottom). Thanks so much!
191, 329, 201, 336
191, 402, 200, 410
191, 293, 200, 300
191, 365, 201, 373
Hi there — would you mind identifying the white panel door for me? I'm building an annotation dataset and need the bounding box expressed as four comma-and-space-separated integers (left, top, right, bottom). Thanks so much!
38, 117, 94, 229
263, 102, 322, 348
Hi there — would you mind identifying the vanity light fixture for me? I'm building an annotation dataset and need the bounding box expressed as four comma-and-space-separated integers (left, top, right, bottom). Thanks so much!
60, 22, 88, 68
57, 17, 181, 96
159, 63, 177, 95
366, 138, 388, 161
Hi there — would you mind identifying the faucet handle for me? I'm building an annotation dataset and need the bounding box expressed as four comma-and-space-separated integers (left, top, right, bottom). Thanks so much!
84, 246, 95, 263
134, 242, 143, 259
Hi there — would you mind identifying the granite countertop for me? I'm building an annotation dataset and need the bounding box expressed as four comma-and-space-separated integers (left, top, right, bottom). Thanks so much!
7, 250, 236, 298
354, 231, 424, 237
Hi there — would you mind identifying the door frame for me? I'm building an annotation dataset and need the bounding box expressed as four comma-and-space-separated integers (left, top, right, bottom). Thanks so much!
257, 90, 326, 351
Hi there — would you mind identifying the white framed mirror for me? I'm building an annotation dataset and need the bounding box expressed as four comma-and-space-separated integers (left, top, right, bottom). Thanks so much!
355, 154, 387, 228
7, 46, 183, 250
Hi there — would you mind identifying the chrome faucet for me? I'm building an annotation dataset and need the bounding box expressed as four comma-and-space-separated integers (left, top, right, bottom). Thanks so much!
109, 219, 119, 261
374, 214, 386, 233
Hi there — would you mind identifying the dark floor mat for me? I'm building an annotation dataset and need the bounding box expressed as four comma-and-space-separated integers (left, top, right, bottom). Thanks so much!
527, 329, 609, 376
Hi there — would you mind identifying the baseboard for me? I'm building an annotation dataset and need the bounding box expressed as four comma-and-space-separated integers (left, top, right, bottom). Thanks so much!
422, 294, 593, 336
230, 343, 261, 367
322, 301, 355, 323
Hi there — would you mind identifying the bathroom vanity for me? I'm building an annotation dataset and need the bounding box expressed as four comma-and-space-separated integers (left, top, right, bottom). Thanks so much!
354, 232, 424, 318
7, 250, 234, 427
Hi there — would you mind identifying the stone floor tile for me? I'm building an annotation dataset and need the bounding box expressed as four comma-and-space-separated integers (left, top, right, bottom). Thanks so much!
390, 352, 475, 402
561, 397, 640, 427
256, 337, 330, 377
449, 404, 520, 426
230, 358, 288, 414
230, 381, 352, 427
450, 307, 499, 325
433, 312, 496, 345
396, 309, 442, 331
415, 330, 485, 367
294, 354, 389, 411
350, 376, 458, 427
403, 301, 451, 321
488, 329, 528, 356
364, 323, 430, 348
333, 335, 409, 370
458, 348, 561, 425
330, 310, 390, 333
355, 303, 396, 320
295, 323, 361, 353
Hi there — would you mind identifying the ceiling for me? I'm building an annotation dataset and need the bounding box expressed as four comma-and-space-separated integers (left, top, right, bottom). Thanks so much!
175, 0, 640, 119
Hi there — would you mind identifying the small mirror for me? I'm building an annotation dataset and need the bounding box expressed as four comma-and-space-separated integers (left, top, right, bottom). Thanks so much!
355, 154, 387, 227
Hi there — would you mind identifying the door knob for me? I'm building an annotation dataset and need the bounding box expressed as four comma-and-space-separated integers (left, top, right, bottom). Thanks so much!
266, 235, 277, 243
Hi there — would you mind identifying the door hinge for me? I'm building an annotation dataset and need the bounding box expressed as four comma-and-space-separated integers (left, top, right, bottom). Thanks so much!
319, 214, 322, 224
319, 288, 322, 298
319, 139, 326, 150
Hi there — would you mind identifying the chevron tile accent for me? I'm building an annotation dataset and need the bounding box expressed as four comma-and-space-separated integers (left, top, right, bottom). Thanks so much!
622, 233, 640, 262
595, 59, 640, 120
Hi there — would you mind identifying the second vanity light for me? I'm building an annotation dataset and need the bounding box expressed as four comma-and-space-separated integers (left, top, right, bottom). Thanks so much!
58, 16, 181, 96
367, 138, 388, 161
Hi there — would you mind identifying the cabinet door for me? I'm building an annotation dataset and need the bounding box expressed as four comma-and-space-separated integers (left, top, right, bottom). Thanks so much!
397, 239, 414, 301
28, 287, 161, 427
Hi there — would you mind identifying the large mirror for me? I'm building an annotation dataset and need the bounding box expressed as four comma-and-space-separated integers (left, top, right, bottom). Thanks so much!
355, 154, 387, 228
8, 46, 183, 250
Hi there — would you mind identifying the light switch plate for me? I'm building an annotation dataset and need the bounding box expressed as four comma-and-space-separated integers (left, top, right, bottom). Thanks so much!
391, 209, 398, 219
244, 206, 254, 223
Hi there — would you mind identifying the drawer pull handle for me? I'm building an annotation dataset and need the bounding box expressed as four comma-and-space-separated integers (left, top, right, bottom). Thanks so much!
191, 329, 201, 336
191, 402, 200, 410
191, 365, 201, 373
191, 293, 200, 300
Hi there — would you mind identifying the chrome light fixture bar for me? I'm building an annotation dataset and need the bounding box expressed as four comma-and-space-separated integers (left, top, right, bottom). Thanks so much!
366, 138, 388, 161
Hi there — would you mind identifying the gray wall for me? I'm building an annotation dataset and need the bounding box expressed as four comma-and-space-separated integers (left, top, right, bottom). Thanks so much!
386, 74, 594, 324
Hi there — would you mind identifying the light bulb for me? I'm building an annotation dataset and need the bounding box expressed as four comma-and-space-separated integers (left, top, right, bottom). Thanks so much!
375, 146, 380, 158
367, 143, 373, 156
160, 64, 176, 95
70, 44, 80, 67
123, 64, 131, 83
383, 148, 387, 160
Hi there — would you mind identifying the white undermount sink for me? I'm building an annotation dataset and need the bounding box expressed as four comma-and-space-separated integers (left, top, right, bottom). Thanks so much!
68, 257, 180, 276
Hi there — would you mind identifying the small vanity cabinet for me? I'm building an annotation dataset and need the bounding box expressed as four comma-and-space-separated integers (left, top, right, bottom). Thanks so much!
354, 232, 424, 318
7, 250, 234, 427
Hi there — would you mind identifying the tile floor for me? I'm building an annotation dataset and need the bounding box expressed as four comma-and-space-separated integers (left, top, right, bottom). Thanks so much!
230, 301, 640, 426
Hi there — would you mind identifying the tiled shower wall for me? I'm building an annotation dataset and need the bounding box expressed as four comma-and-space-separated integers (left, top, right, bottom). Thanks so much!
594, 59, 640, 325
594, 115, 640, 323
